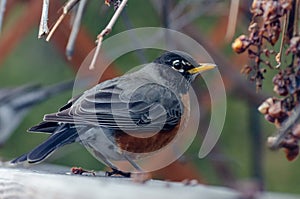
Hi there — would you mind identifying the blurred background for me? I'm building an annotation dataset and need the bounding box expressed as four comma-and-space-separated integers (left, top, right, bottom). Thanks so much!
0, 0, 299, 195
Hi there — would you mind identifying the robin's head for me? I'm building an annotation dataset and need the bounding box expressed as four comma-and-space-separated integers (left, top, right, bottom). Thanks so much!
154, 50, 216, 82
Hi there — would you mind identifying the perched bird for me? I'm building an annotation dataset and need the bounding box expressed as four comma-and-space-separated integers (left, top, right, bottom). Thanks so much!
0, 81, 74, 146
11, 51, 216, 177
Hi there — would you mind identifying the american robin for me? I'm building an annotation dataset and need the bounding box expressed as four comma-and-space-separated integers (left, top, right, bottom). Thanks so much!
11, 51, 216, 177
0, 81, 74, 146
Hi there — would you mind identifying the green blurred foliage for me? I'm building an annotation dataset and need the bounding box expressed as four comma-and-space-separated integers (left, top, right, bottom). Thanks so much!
0, 0, 299, 195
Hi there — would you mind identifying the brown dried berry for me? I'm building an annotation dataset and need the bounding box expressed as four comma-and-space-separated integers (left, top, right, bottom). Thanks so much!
281, 0, 293, 11
251, 0, 263, 16
265, 114, 275, 123
276, 113, 288, 123
287, 36, 300, 57
292, 124, 300, 138
274, 85, 288, 96
232, 35, 250, 54
281, 135, 299, 156
270, 30, 280, 45
258, 101, 270, 114
284, 146, 299, 161
268, 102, 282, 118
105, 0, 111, 6
281, 96, 295, 111
241, 65, 252, 75
266, 97, 274, 105
267, 136, 277, 147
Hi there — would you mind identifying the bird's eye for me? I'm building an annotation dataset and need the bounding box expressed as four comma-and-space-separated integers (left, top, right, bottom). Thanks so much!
172, 60, 181, 70
173, 62, 181, 70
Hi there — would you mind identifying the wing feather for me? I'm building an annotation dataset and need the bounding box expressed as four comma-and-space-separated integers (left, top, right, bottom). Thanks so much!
43, 78, 183, 132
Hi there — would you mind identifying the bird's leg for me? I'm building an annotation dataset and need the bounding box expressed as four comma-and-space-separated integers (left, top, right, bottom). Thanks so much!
124, 154, 143, 172
71, 167, 96, 176
87, 149, 131, 177
105, 168, 131, 178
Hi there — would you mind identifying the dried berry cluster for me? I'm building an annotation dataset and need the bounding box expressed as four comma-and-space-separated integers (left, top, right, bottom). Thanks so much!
258, 98, 288, 126
232, 0, 292, 89
233, 0, 300, 161
258, 59, 300, 161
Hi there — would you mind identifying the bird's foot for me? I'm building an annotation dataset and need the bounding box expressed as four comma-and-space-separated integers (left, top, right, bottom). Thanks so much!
105, 168, 131, 177
71, 167, 96, 176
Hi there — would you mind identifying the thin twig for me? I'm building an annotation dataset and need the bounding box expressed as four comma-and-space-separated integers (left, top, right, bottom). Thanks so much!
89, 0, 128, 70
38, 0, 50, 38
225, 0, 239, 42
294, 0, 299, 36
275, 11, 289, 68
0, 0, 7, 33
46, 0, 80, 42
66, 0, 88, 60
46, 14, 64, 41
69, 3, 78, 28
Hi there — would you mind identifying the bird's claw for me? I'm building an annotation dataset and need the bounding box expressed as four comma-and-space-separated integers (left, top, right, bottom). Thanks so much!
105, 168, 131, 177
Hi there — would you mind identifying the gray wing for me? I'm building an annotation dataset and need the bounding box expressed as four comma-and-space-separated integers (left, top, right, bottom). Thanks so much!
44, 78, 183, 132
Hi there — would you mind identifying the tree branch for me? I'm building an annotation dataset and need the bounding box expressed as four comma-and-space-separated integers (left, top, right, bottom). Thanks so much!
89, 0, 128, 70
46, 0, 80, 42
38, 0, 50, 38
0, 0, 7, 33
66, 0, 88, 59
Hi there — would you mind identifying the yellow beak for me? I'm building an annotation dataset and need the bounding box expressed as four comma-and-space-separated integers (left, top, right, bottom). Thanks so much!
187, 63, 217, 74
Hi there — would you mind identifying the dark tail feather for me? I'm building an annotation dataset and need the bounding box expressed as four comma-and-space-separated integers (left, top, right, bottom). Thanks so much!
10, 153, 28, 164
28, 121, 60, 134
11, 124, 79, 164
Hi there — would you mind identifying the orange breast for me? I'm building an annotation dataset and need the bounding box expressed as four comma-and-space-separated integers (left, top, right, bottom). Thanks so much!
114, 124, 180, 153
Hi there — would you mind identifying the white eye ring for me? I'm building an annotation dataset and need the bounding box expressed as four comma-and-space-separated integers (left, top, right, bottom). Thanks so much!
172, 67, 184, 73
181, 60, 191, 66
172, 60, 180, 65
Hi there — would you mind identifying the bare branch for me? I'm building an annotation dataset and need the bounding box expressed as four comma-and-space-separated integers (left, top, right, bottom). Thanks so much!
269, 104, 300, 150
169, 0, 193, 20
275, 12, 289, 68
69, 4, 78, 28
0, 0, 7, 33
225, 0, 239, 42
170, 3, 214, 30
89, 0, 128, 70
46, 0, 80, 42
295, 0, 299, 36
38, 0, 50, 38
66, 0, 88, 59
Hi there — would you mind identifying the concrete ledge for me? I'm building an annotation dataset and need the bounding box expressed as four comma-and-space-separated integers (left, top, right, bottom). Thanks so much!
0, 164, 298, 199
